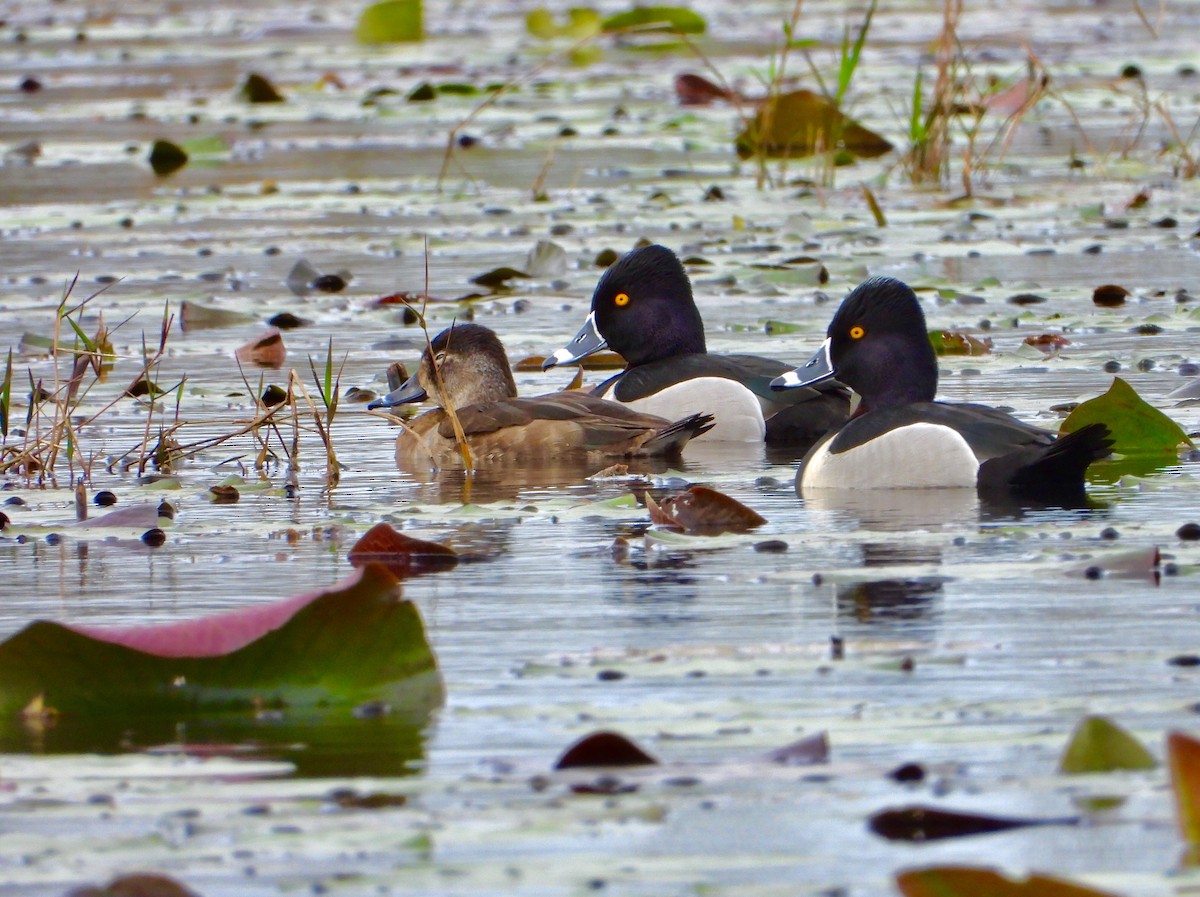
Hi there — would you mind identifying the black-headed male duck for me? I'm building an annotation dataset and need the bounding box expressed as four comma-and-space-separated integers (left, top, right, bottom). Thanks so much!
369, 323, 714, 468
770, 276, 1112, 499
543, 244, 849, 447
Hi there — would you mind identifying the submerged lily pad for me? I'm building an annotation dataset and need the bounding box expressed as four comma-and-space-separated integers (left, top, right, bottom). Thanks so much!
1060, 377, 1192, 458
1169, 730, 1200, 842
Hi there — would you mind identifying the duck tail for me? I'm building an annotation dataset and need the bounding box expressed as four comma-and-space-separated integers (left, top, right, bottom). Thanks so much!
643, 412, 716, 456
978, 422, 1114, 500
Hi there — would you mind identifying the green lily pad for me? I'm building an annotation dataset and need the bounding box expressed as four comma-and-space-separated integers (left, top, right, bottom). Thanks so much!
1060, 377, 1192, 457
1059, 715, 1157, 774
0, 563, 440, 719
602, 5, 706, 33
527, 7, 602, 40
355, 0, 423, 44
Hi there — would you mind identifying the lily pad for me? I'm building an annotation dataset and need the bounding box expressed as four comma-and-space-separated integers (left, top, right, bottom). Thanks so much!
348, 521, 458, 578
602, 6, 706, 34
1060, 377, 1192, 458
0, 563, 439, 719
1059, 715, 1157, 773
930, 329, 992, 356
526, 7, 602, 40
235, 328, 287, 368
355, 0, 423, 43
870, 806, 1078, 842
646, 485, 766, 534
148, 140, 188, 176
735, 89, 893, 161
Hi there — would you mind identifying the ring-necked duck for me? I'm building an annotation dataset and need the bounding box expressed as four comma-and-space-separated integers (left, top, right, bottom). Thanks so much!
542, 244, 849, 447
770, 276, 1112, 498
369, 323, 714, 467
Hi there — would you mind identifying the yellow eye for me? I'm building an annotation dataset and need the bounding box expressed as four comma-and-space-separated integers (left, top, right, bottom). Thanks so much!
614, 292, 631, 307
849, 325, 865, 339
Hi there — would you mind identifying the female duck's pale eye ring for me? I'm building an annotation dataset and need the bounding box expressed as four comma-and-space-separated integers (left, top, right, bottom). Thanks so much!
849, 325, 865, 339
614, 292, 631, 307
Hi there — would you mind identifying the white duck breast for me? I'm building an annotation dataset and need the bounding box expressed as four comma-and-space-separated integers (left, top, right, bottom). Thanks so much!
800, 421, 980, 490
595, 376, 766, 442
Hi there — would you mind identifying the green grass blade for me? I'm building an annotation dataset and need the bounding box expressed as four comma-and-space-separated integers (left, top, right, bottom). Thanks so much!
0, 349, 11, 439
910, 67, 925, 142
836, 0, 876, 106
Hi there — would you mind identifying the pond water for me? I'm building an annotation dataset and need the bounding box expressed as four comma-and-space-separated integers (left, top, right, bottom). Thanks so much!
3, 0, 1200, 894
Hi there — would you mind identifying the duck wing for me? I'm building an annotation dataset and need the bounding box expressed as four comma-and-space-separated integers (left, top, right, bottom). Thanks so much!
827, 401, 1053, 460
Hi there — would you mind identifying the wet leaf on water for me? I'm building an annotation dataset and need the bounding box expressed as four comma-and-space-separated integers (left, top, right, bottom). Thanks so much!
286, 258, 321, 295
646, 485, 766, 534
347, 522, 458, 578
513, 351, 625, 372
239, 72, 285, 103
65, 872, 202, 897
602, 6, 706, 34
930, 330, 992, 356
735, 89, 892, 161
870, 805, 1078, 842
895, 865, 1121, 897
526, 7, 602, 40
123, 377, 163, 399
261, 384, 288, 406
1068, 547, 1160, 583
763, 731, 829, 765
0, 563, 440, 719
523, 239, 568, 278
178, 300, 256, 331
1168, 730, 1200, 842
470, 266, 530, 289
675, 72, 735, 105
554, 730, 658, 769
147, 139, 188, 176
208, 485, 240, 504
407, 81, 436, 102
235, 329, 287, 368
75, 503, 174, 530
1060, 377, 1192, 457
356, 0, 423, 44
1093, 284, 1130, 307
1023, 333, 1071, 353
1059, 715, 1157, 774
327, 788, 409, 809
266, 312, 309, 330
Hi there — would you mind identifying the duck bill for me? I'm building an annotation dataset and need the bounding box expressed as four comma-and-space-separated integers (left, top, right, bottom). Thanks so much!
367, 370, 427, 409
770, 338, 835, 390
542, 311, 608, 370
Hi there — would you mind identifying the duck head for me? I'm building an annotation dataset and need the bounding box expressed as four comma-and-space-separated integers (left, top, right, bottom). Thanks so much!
369, 322, 518, 411
771, 277, 938, 412
543, 244, 706, 369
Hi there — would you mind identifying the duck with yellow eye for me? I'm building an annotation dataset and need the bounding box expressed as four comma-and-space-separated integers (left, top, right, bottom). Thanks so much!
770, 276, 1112, 500
543, 244, 850, 447
368, 322, 715, 469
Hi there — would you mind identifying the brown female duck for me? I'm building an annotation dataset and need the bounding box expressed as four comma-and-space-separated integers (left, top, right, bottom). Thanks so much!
369, 323, 714, 468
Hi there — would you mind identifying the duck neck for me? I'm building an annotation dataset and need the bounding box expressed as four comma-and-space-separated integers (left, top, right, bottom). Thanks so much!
852, 333, 937, 412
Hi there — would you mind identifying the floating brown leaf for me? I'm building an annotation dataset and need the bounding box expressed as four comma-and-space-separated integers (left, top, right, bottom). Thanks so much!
647, 485, 766, 534
896, 866, 1121, 897
235, 329, 287, 369
66, 872, 202, 897
554, 730, 658, 769
763, 731, 829, 766
1092, 284, 1130, 307
148, 140, 188, 176
735, 89, 893, 160
240, 72, 285, 103
348, 521, 458, 579
470, 266, 529, 289
675, 72, 736, 106
1023, 333, 1072, 352
870, 805, 1078, 842
1169, 730, 1200, 842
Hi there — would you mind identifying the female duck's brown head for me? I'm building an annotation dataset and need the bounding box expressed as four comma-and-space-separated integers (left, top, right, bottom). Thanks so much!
369, 323, 518, 412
